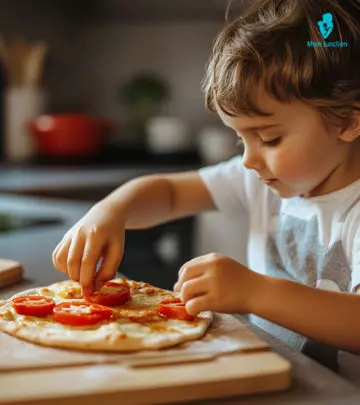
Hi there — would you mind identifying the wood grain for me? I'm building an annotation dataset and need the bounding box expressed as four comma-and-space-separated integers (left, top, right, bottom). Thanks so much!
0, 259, 23, 289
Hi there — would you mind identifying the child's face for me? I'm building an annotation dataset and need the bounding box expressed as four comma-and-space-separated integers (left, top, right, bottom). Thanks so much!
216, 88, 355, 198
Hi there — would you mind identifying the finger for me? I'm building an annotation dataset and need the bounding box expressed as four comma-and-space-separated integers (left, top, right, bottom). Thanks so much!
67, 233, 86, 282
52, 231, 71, 256
174, 261, 205, 292
177, 255, 207, 277
52, 238, 63, 260
52, 243, 62, 269
185, 294, 211, 316
93, 241, 123, 291
176, 254, 212, 285
78, 235, 105, 293
180, 277, 208, 304
53, 238, 72, 274
52, 235, 67, 267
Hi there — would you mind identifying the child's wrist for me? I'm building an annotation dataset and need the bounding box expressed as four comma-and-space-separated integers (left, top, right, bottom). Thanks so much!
247, 272, 273, 315
94, 199, 127, 227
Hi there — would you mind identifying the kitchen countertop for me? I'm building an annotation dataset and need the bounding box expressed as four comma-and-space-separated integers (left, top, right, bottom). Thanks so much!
0, 164, 199, 192
1, 195, 360, 404
0, 194, 93, 297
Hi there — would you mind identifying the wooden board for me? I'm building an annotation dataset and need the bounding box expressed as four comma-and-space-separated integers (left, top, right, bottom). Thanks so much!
0, 314, 268, 371
0, 259, 23, 289
0, 352, 291, 405
0, 314, 292, 404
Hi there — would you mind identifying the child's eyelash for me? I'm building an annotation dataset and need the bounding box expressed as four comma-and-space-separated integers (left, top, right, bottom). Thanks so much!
236, 137, 281, 148
262, 137, 281, 147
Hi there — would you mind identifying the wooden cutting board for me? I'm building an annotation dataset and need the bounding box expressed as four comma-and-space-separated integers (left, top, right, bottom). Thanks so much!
0, 259, 23, 289
0, 314, 268, 371
0, 314, 292, 404
0, 352, 291, 405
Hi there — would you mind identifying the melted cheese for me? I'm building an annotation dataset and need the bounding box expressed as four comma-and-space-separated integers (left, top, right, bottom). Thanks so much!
149, 323, 178, 333
115, 308, 162, 323
61, 304, 93, 314
0, 309, 14, 320
58, 286, 82, 299
95, 284, 121, 296
30, 298, 49, 306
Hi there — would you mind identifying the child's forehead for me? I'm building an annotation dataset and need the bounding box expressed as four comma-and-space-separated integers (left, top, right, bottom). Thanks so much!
216, 91, 322, 132
217, 109, 276, 131
215, 88, 283, 129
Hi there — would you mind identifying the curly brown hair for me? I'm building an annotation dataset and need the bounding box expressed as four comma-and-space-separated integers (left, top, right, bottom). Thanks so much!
203, 0, 360, 130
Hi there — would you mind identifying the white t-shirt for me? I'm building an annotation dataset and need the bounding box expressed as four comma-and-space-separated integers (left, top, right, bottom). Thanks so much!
199, 155, 360, 381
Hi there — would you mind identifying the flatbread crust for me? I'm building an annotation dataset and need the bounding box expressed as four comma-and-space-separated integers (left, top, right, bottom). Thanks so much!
0, 279, 213, 352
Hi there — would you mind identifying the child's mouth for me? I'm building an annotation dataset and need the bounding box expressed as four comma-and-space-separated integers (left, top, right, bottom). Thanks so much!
264, 179, 277, 185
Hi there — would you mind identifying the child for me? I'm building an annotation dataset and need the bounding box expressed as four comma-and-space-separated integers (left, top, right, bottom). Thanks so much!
53, 0, 360, 378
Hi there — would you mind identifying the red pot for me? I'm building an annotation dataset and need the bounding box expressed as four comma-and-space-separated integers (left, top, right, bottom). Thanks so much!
27, 114, 113, 157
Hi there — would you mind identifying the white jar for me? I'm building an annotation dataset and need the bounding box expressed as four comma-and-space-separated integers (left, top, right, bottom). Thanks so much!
4, 87, 46, 162
198, 127, 238, 164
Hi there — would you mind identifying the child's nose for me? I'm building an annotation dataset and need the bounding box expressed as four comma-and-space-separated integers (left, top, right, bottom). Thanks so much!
242, 146, 265, 172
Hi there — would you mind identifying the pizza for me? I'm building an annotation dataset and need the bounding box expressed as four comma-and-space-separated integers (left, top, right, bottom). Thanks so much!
0, 278, 213, 351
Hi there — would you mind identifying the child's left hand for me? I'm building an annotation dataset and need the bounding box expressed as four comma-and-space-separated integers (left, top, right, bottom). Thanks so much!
173, 253, 262, 316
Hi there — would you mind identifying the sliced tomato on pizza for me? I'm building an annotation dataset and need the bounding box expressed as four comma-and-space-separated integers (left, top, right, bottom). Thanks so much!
12, 296, 55, 317
158, 297, 194, 321
53, 301, 114, 326
84, 281, 131, 307
0, 279, 213, 352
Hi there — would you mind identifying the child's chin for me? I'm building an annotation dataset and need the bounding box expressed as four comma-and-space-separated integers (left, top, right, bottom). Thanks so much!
270, 186, 299, 199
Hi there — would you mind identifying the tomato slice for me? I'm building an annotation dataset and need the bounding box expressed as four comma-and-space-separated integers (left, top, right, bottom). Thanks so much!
84, 281, 131, 307
53, 301, 114, 326
158, 297, 194, 321
12, 296, 55, 317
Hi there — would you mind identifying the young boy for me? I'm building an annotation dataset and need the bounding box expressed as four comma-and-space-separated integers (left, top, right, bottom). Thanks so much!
53, 0, 360, 377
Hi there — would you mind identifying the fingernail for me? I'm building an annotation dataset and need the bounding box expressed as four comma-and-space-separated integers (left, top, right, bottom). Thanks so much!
95, 280, 105, 291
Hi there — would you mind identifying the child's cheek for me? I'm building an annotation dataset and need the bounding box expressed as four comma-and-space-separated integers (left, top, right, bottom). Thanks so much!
269, 149, 307, 182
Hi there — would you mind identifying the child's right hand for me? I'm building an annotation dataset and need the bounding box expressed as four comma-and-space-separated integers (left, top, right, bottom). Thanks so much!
52, 202, 126, 295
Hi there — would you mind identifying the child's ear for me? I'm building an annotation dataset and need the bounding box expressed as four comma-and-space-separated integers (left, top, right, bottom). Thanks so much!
338, 110, 360, 143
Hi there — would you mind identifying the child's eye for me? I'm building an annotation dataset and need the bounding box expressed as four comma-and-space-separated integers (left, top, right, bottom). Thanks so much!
262, 137, 281, 147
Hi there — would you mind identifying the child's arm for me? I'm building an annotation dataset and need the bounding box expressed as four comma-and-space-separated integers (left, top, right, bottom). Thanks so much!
52, 171, 215, 292
175, 254, 360, 354
253, 275, 360, 354
101, 171, 215, 229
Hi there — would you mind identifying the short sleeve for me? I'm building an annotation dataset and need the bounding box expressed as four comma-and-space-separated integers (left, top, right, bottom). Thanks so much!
351, 229, 360, 293
198, 155, 261, 216
342, 200, 360, 293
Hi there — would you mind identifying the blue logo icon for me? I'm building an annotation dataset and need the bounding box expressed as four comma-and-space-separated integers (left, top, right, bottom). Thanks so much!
317, 13, 334, 39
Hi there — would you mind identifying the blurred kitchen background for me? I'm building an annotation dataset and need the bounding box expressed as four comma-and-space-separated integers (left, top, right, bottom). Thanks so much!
0, 0, 248, 291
